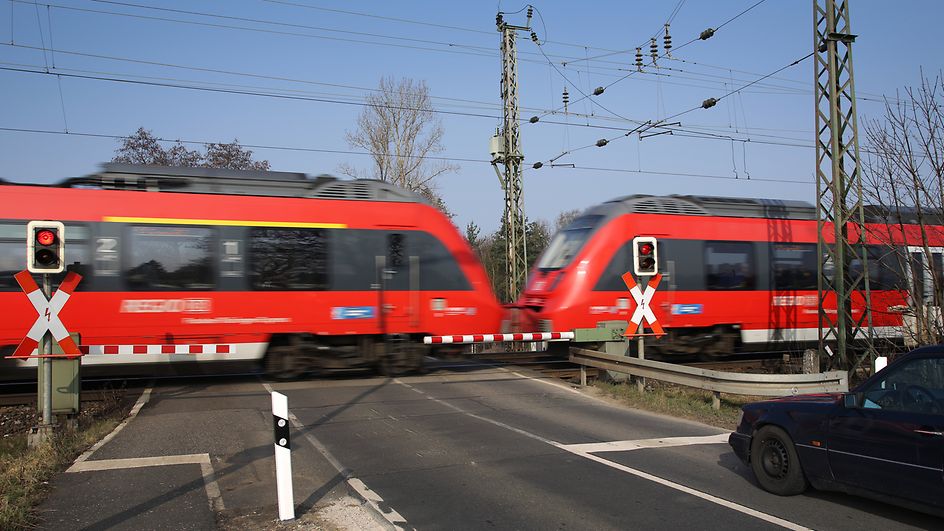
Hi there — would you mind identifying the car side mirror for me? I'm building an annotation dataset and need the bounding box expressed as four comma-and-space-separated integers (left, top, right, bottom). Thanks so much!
843, 392, 861, 408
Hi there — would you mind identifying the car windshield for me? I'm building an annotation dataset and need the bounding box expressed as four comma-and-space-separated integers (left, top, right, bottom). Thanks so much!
537, 215, 602, 270
861, 356, 944, 414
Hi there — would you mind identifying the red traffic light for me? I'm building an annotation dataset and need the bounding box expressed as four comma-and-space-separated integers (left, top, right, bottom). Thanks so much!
36, 229, 57, 246
639, 242, 654, 255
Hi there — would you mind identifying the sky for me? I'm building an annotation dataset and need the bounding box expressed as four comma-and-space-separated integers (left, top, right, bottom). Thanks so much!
1, 0, 942, 235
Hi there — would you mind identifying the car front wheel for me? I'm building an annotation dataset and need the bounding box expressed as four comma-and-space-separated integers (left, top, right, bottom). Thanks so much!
750, 425, 808, 496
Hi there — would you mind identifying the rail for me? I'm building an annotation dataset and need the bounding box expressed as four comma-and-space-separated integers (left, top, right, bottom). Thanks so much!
570, 348, 849, 399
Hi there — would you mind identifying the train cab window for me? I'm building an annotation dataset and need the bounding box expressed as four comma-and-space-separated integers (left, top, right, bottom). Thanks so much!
537, 215, 602, 270
125, 226, 214, 290
0, 223, 91, 291
771, 243, 817, 290
705, 241, 755, 290
249, 228, 328, 290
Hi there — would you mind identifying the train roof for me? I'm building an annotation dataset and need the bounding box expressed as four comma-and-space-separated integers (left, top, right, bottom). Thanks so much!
29, 163, 427, 203
596, 194, 818, 220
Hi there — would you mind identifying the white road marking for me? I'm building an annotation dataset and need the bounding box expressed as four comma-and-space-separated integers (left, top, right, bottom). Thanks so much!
70, 386, 153, 466
67, 453, 225, 512
261, 382, 405, 530
66, 387, 225, 512
395, 379, 811, 531
563, 433, 730, 454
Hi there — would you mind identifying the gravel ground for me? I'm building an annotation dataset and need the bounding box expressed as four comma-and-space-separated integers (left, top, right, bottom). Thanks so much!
0, 405, 36, 439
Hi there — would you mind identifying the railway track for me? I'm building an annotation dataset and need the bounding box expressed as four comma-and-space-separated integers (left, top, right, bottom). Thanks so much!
469, 351, 600, 381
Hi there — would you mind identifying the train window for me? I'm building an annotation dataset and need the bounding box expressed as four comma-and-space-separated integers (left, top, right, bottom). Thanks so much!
537, 215, 603, 270
332, 229, 381, 290
125, 226, 214, 291
771, 243, 817, 290
848, 246, 906, 292
249, 228, 328, 290
0, 223, 91, 291
413, 232, 471, 291
705, 241, 756, 290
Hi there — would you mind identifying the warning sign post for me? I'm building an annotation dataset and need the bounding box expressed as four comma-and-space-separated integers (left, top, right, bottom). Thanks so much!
621, 269, 666, 393
8, 268, 84, 446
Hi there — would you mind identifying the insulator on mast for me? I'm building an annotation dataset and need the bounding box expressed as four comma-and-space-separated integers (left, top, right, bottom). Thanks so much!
635, 47, 643, 71
562, 86, 570, 113
664, 23, 672, 57
650, 37, 658, 66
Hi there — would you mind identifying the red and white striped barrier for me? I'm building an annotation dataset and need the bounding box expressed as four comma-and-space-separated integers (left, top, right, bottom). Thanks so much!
77, 344, 233, 355
423, 332, 574, 345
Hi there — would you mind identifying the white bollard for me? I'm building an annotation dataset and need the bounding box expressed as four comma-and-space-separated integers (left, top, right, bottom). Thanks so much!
271, 392, 295, 521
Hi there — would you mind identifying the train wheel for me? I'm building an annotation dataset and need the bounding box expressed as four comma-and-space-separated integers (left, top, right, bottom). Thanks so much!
378, 342, 425, 376
264, 345, 306, 380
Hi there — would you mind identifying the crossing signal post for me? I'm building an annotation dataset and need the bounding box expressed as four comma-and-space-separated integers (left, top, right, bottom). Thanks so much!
24, 221, 68, 445
629, 236, 659, 392
633, 236, 658, 276
27, 221, 65, 274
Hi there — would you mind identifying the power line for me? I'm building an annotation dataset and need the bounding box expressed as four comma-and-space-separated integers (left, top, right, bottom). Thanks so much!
0, 126, 493, 166
2, 54, 815, 147
14, 0, 500, 61
0, 65, 508, 120
4, 49, 821, 145
531, 50, 816, 168
23, 0, 660, 80
0, 125, 809, 186
529, 0, 766, 122
0, 57, 856, 156
557, 164, 810, 185
1, 43, 505, 111
261, 0, 631, 54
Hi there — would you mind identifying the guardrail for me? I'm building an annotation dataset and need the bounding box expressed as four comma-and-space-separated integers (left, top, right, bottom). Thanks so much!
570, 348, 848, 406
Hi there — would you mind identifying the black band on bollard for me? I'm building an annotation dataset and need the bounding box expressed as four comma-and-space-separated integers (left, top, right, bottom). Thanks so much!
273, 415, 291, 450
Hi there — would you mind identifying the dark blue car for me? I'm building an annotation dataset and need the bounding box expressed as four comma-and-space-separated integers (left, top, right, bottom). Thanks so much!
730, 346, 944, 515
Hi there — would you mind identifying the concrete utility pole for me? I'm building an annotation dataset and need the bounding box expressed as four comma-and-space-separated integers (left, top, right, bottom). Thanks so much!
492, 9, 532, 301
813, 0, 875, 371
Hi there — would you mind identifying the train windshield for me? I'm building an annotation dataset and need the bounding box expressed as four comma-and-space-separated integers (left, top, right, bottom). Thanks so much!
537, 215, 603, 270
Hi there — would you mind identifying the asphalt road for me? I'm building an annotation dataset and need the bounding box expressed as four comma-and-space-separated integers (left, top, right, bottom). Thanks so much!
268, 364, 942, 530
37, 360, 941, 530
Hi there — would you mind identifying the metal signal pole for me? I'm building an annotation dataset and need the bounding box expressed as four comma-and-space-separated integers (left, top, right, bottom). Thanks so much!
813, 0, 875, 371
493, 9, 532, 301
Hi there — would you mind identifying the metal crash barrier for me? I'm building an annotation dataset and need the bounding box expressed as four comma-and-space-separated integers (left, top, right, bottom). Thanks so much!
570, 347, 849, 405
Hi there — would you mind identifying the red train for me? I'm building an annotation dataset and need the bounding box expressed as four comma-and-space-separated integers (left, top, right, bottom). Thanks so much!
516, 194, 940, 357
0, 164, 503, 378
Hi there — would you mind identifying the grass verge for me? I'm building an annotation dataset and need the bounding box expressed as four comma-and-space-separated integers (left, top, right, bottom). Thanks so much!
0, 398, 129, 530
590, 378, 761, 431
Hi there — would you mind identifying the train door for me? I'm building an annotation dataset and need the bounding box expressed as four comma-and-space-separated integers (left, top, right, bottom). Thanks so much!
376, 233, 418, 335
904, 246, 944, 345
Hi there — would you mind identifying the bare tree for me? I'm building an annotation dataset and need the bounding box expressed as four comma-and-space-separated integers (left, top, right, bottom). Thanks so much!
340, 77, 457, 213
554, 209, 582, 231
113, 128, 269, 170
114, 127, 201, 166
205, 140, 270, 170
862, 72, 944, 346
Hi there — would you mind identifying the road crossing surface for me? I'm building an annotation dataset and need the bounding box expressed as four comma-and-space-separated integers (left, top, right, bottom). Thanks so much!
36, 361, 942, 529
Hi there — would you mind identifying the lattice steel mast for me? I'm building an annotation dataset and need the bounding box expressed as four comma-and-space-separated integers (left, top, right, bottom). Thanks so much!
492, 9, 531, 301
814, 0, 874, 370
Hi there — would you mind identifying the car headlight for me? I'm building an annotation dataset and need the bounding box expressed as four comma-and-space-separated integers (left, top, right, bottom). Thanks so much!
735, 409, 744, 428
